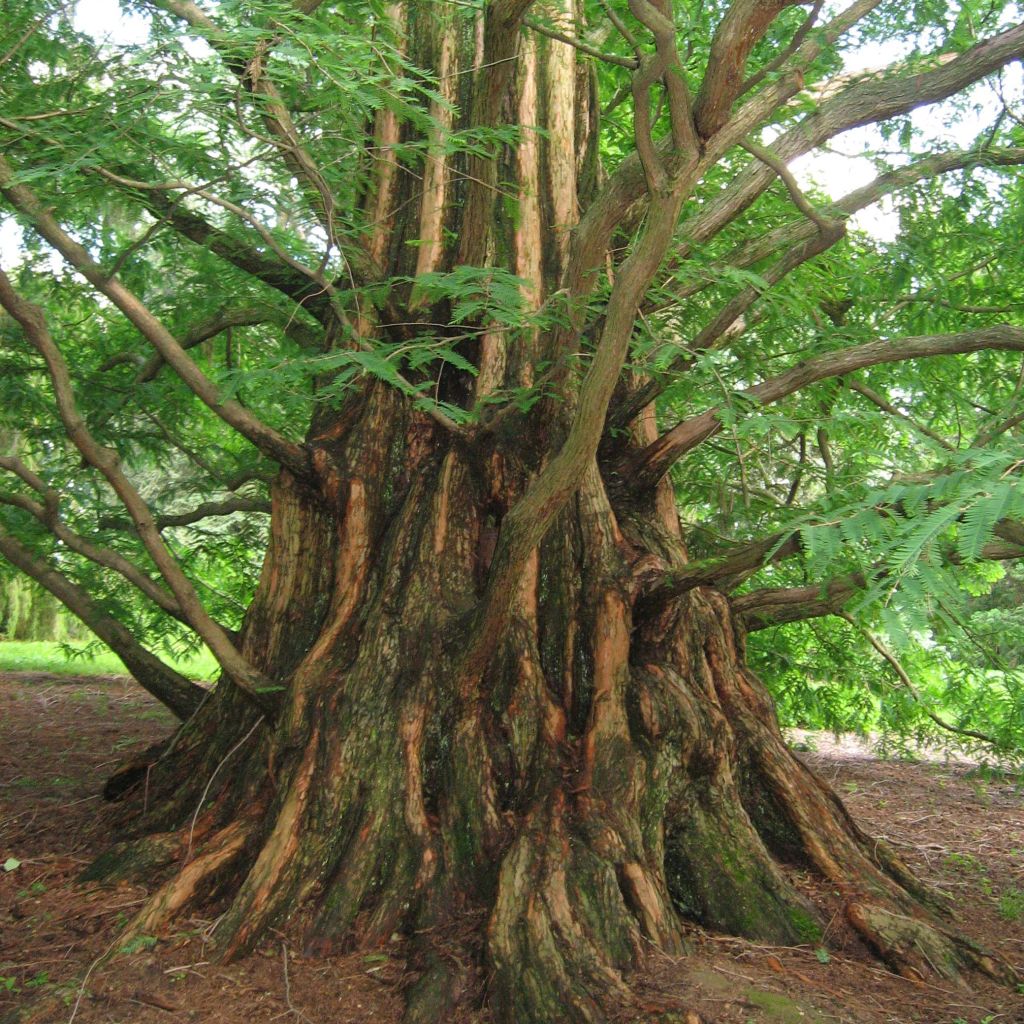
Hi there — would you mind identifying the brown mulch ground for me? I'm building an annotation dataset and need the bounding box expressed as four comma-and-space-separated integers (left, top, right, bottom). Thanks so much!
1, 673, 1022, 1024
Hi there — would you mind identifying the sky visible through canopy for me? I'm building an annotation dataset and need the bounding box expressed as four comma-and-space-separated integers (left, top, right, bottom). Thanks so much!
2, 0, 1022, 261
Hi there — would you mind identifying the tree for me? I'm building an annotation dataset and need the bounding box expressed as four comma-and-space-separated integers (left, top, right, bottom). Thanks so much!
1, 0, 1023, 1020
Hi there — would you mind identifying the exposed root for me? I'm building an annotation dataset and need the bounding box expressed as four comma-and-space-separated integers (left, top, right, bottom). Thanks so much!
846, 903, 1019, 986
122, 818, 252, 942
487, 804, 645, 1024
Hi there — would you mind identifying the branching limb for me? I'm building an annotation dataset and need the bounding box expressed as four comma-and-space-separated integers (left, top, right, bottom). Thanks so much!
637, 532, 802, 611
655, 147, 1024, 318
0, 527, 206, 720
95, 167, 338, 307
131, 188, 330, 311
0, 155, 311, 479
693, 0, 803, 139
145, 0, 360, 276
100, 305, 321, 383
738, 0, 823, 98
736, 528, 1024, 630
613, 226, 844, 428
0, 267, 279, 716
625, 325, 1024, 489
0, 480, 184, 619
685, 23, 1024, 266
849, 380, 956, 451
628, 0, 698, 154
100, 495, 273, 532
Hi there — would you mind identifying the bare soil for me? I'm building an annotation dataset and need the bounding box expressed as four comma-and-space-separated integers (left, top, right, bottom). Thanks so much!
1, 673, 1022, 1024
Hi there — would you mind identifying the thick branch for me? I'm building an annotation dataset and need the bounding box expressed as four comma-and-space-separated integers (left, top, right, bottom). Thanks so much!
135, 189, 330, 312
694, 0, 801, 138
736, 530, 1024, 630
0, 528, 205, 720
638, 532, 802, 610
677, 24, 1024, 269
718, 147, 1024, 276
0, 155, 311, 478
736, 575, 864, 629
0, 267, 278, 716
626, 325, 1024, 488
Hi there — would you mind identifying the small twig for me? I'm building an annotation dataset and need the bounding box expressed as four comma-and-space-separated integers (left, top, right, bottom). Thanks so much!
740, 138, 843, 236
839, 613, 998, 746
523, 15, 637, 68
281, 943, 316, 1024
185, 717, 263, 859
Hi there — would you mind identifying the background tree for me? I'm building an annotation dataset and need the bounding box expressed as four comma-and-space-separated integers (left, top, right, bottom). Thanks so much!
1, 0, 1023, 1020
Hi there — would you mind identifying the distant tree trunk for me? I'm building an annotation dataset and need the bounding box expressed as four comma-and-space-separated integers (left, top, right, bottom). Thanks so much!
86, 4, 1012, 1022
1, 576, 66, 642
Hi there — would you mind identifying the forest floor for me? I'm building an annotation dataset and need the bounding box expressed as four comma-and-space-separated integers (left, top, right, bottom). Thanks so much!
1, 672, 1022, 1024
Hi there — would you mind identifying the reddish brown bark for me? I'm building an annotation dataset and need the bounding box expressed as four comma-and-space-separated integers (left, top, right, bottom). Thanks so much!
89, 387, 1011, 1022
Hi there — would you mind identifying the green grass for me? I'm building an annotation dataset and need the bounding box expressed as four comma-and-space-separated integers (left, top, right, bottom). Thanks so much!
0, 640, 218, 680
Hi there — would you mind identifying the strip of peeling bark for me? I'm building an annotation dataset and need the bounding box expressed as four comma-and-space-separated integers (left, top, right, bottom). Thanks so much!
626, 325, 1024, 488
0, 528, 205, 720
457, 0, 538, 269
462, 180, 696, 675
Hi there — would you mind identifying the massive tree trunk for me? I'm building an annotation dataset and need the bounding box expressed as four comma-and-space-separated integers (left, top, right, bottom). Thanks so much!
27, 2, 1013, 1021
95, 410, 1009, 1021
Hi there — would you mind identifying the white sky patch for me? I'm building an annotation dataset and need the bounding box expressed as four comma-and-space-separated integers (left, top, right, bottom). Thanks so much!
788, 41, 1024, 243
72, 0, 150, 46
